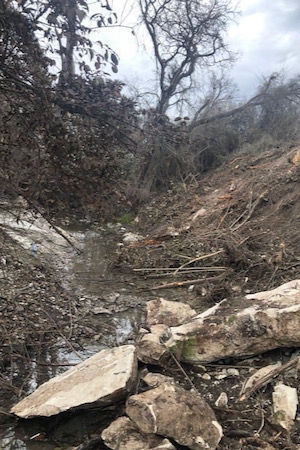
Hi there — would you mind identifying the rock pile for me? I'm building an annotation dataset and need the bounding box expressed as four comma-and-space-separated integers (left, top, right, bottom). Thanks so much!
10, 280, 300, 449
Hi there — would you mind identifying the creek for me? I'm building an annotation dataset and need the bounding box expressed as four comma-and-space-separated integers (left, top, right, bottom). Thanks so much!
0, 216, 154, 450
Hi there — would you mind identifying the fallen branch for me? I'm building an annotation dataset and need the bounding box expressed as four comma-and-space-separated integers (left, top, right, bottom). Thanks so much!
165, 345, 198, 392
43, 310, 84, 361
173, 250, 224, 276
134, 266, 227, 273
240, 355, 300, 401
0, 409, 15, 418
26, 199, 82, 254
143, 268, 227, 279
143, 273, 227, 291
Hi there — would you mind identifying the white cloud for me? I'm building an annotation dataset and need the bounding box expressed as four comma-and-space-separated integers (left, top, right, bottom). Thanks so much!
100, 0, 300, 100
228, 0, 300, 96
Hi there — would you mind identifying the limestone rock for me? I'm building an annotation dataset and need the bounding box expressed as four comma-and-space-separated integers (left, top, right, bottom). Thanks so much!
123, 232, 144, 245
101, 417, 176, 450
141, 370, 175, 388
11, 345, 137, 418
166, 280, 300, 363
272, 383, 298, 430
245, 279, 300, 302
136, 324, 169, 365
215, 392, 228, 408
151, 441, 176, 449
126, 381, 223, 450
146, 298, 196, 327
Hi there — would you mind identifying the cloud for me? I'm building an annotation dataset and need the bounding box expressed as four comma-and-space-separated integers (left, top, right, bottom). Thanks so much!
100, 0, 300, 101
229, 0, 300, 96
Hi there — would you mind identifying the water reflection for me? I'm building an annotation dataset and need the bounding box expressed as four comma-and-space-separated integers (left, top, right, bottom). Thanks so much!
1, 428, 27, 450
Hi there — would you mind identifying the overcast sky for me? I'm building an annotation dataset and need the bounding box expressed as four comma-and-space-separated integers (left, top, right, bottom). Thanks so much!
96, 0, 300, 100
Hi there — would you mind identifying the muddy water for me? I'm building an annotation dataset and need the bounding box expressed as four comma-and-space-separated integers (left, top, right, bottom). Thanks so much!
0, 225, 151, 450
63, 226, 149, 347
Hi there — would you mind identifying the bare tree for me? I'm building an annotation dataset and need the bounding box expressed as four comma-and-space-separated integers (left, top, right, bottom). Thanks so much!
138, 0, 236, 115
190, 72, 300, 131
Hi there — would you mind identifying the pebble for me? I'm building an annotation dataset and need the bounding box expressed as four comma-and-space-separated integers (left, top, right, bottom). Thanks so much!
215, 392, 228, 408
227, 368, 240, 376
201, 373, 212, 380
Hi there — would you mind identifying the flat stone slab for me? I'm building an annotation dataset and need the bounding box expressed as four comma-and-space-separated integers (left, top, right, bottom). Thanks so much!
11, 345, 137, 418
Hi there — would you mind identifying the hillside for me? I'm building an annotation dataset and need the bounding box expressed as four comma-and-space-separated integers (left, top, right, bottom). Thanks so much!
117, 144, 300, 306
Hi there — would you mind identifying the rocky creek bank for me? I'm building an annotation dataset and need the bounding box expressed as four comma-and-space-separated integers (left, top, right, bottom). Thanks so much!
7, 281, 300, 450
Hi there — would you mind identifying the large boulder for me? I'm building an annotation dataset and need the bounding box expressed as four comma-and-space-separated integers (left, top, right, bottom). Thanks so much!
126, 380, 223, 450
11, 345, 137, 418
166, 280, 300, 363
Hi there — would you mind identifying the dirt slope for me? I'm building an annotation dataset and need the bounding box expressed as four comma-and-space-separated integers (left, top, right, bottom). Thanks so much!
118, 145, 300, 306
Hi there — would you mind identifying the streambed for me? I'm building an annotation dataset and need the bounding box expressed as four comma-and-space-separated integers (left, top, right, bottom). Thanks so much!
0, 213, 155, 449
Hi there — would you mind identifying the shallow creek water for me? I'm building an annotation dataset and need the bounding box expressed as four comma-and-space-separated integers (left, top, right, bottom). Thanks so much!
0, 222, 154, 449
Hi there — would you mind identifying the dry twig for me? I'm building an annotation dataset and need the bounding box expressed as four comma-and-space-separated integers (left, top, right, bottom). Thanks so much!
143, 273, 227, 291
173, 250, 224, 276
230, 190, 268, 232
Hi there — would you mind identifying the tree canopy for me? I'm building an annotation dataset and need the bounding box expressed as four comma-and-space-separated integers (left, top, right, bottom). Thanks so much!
0, 0, 137, 220
139, 0, 236, 115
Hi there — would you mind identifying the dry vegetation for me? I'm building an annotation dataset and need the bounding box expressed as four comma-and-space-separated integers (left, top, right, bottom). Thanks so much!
116, 144, 300, 305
